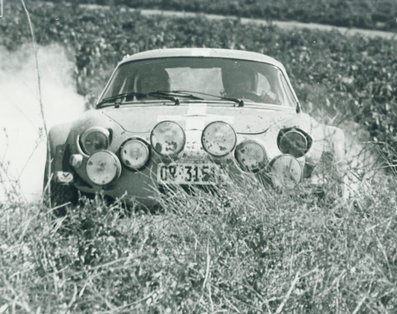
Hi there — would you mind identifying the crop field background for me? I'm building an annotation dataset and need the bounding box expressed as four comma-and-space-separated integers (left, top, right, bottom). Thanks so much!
45, 0, 397, 31
0, 1, 397, 313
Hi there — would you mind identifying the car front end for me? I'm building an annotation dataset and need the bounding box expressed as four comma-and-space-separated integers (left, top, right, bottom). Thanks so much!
45, 48, 347, 209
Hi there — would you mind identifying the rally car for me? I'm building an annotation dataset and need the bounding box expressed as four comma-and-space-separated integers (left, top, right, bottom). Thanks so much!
43, 48, 346, 209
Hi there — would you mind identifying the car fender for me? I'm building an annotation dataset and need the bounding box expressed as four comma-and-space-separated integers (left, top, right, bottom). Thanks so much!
44, 122, 73, 183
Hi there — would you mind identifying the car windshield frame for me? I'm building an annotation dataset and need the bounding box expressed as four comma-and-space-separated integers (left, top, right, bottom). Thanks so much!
97, 56, 299, 108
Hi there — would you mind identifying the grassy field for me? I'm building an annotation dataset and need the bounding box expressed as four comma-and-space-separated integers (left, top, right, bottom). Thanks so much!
1, 177, 397, 313
1, 2, 397, 313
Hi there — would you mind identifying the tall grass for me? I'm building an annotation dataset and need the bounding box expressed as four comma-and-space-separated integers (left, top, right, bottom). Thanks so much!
0, 169, 396, 313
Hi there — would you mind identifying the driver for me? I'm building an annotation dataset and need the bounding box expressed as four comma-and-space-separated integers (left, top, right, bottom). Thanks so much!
222, 64, 258, 99
221, 64, 278, 103
136, 69, 170, 95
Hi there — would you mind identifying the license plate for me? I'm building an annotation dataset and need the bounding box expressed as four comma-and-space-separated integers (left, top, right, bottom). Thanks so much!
157, 163, 219, 184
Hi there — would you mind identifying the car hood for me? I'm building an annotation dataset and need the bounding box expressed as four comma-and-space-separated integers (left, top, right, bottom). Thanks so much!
101, 103, 309, 134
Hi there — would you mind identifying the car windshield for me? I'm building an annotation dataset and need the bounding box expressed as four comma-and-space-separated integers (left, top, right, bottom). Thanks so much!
99, 57, 297, 106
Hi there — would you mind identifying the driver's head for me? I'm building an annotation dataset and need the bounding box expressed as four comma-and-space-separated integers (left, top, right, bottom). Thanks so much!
137, 69, 170, 94
222, 64, 257, 94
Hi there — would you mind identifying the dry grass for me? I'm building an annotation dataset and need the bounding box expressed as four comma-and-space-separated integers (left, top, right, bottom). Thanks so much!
0, 169, 396, 313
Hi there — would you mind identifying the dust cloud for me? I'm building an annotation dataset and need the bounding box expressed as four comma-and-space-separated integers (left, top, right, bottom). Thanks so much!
341, 121, 384, 196
0, 44, 85, 202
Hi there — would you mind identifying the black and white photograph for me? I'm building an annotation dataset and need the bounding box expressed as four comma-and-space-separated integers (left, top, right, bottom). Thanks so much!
0, 0, 396, 312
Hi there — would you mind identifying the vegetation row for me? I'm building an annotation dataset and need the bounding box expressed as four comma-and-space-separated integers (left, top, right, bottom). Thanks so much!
43, 0, 397, 31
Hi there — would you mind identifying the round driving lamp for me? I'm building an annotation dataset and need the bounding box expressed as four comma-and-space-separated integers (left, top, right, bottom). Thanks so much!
150, 121, 185, 156
86, 151, 121, 186
277, 128, 310, 158
120, 138, 150, 170
270, 155, 302, 190
202, 121, 237, 157
235, 140, 267, 172
80, 127, 110, 155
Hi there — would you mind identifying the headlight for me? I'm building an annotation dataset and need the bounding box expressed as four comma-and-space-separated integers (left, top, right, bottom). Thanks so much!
86, 151, 121, 186
277, 128, 310, 158
80, 127, 110, 155
235, 140, 267, 172
150, 121, 185, 156
202, 121, 236, 157
120, 139, 150, 170
270, 155, 302, 189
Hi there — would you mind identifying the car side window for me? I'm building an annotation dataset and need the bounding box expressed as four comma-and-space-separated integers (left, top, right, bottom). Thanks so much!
279, 73, 296, 107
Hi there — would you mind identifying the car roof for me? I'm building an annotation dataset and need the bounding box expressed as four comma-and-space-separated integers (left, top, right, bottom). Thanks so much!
120, 48, 286, 71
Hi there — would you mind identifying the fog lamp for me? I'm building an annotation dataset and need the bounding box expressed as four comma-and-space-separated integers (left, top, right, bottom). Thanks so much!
277, 128, 310, 158
270, 155, 302, 189
120, 139, 150, 170
86, 151, 121, 186
235, 140, 267, 172
202, 121, 236, 157
80, 127, 110, 155
150, 121, 185, 156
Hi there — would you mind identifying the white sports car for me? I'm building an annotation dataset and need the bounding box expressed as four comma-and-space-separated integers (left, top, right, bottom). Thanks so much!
44, 48, 346, 210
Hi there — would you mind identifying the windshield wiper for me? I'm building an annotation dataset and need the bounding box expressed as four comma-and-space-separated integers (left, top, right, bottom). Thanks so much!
97, 92, 144, 108
97, 91, 180, 108
97, 90, 208, 108
172, 90, 244, 107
